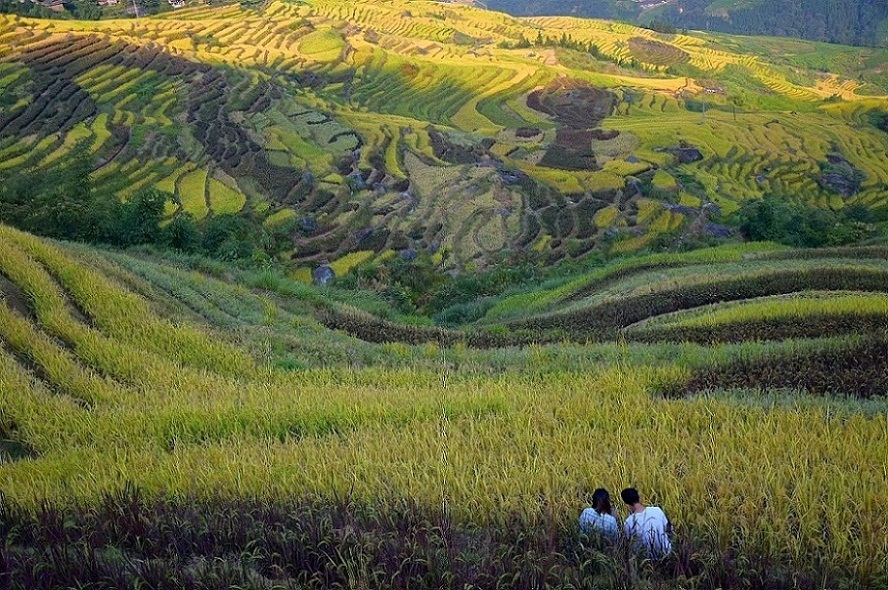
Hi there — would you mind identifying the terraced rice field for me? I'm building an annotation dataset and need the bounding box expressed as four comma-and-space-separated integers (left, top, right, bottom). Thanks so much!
532, 257, 888, 338
0, 0, 886, 269
1, 227, 888, 587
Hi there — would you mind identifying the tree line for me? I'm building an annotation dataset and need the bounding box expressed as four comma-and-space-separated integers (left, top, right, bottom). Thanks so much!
486, 0, 888, 47
0, 145, 290, 263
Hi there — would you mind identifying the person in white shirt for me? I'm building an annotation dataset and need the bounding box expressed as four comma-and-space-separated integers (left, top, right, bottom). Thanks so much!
579, 488, 620, 540
620, 487, 672, 558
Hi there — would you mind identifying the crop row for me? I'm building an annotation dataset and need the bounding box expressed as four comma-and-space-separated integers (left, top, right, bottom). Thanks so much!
0, 267, 458, 454
0, 340, 90, 453
513, 266, 888, 340
0, 488, 871, 590
0, 71, 95, 140
563, 245, 888, 306
0, 296, 118, 408
683, 337, 888, 398
481, 243, 788, 323
0, 226, 254, 379
762, 245, 888, 262
317, 304, 465, 346
1, 31, 308, 210
630, 312, 888, 344
187, 70, 299, 203
2, 362, 886, 583
101, 249, 271, 329
91, 249, 441, 369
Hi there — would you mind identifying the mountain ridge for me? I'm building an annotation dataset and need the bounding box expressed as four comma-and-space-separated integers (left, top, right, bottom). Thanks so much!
484, 0, 888, 48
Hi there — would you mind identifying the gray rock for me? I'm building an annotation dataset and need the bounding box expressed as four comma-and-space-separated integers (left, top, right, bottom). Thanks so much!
355, 228, 374, 244
299, 217, 318, 233
400, 248, 418, 261
312, 265, 335, 287
625, 176, 643, 195
676, 147, 703, 163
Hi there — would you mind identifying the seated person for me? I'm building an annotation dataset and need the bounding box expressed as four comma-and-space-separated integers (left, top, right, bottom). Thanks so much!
621, 487, 672, 558
579, 488, 619, 539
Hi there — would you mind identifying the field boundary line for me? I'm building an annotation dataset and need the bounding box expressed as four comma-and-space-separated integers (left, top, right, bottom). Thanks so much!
440, 167, 449, 525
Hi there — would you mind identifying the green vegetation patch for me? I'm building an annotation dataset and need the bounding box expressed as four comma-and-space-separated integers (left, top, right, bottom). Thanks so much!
298, 29, 345, 60
178, 168, 209, 220
208, 178, 246, 215
628, 37, 689, 66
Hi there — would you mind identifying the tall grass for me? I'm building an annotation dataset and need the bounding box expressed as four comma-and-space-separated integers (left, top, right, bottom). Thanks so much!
2, 230, 888, 586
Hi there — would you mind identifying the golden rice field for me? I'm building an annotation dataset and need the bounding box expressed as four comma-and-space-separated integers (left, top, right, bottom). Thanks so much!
1, 225, 888, 586
2, 1, 888, 580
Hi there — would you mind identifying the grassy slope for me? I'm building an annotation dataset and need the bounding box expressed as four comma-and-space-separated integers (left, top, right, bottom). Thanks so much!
1, 226, 888, 586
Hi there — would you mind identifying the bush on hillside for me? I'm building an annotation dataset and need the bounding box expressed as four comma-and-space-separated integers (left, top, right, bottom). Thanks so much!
0, 148, 166, 247
731, 194, 875, 247
161, 215, 201, 253
871, 110, 888, 133
201, 214, 266, 261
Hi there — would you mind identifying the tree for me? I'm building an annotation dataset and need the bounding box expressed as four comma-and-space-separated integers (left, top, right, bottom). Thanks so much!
114, 189, 167, 246
0, 143, 113, 242
732, 194, 874, 247
201, 214, 257, 260
162, 214, 201, 252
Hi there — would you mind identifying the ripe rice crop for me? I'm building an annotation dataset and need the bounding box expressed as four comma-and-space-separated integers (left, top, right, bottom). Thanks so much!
624, 291, 888, 344
3, 487, 883, 589
481, 243, 787, 322
684, 336, 888, 398
2, 228, 888, 587
636, 291, 888, 326
514, 265, 888, 340
3, 0, 888, 583
328, 250, 375, 277
178, 168, 209, 219
207, 177, 246, 215
631, 311, 888, 344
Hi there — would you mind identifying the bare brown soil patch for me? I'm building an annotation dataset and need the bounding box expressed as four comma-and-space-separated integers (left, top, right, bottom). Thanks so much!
0, 272, 34, 320
554, 128, 620, 150
628, 37, 690, 66
527, 79, 616, 128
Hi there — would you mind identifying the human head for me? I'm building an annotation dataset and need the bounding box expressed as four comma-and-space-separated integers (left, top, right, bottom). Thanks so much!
592, 488, 612, 515
621, 487, 640, 506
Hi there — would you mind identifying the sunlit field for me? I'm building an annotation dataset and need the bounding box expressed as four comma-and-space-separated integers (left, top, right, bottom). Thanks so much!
1, 225, 887, 587
2, 0, 888, 586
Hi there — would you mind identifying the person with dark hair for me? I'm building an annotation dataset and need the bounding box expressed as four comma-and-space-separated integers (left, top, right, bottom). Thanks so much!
579, 488, 619, 539
620, 487, 672, 558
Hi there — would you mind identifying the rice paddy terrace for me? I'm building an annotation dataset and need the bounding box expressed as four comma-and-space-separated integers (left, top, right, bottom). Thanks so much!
1, 0, 888, 273
1, 224, 888, 587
